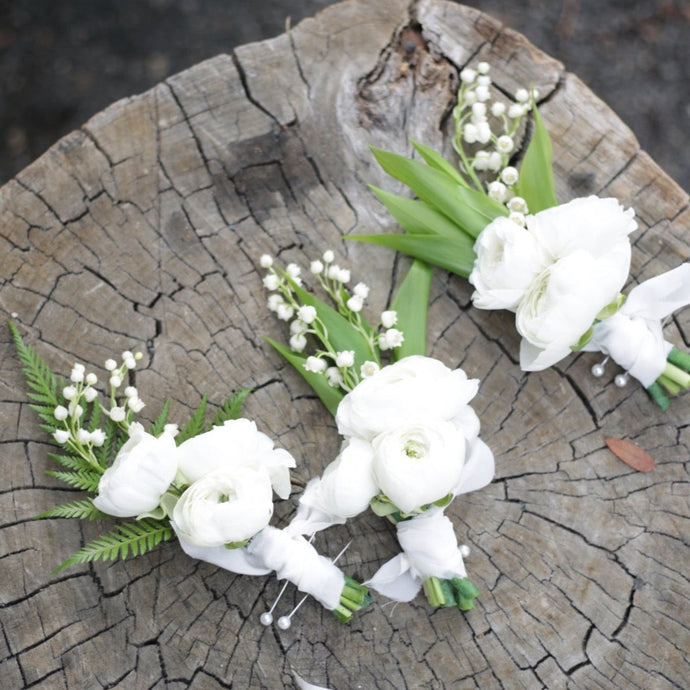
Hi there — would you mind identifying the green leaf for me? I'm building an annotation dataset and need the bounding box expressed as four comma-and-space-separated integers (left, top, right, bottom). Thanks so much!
595, 293, 626, 322
149, 399, 171, 437
348, 233, 476, 278
265, 337, 344, 416
290, 280, 376, 368
410, 140, 468, 187
8, 322, 61, 414
176, 394, 208, 445
53, 519, 174, 572
570, 326, 594, 351
371, 147, 507, 238
390, 259, 432, 359
46, 469, 101, 492
211, 388, 252, 427
369, 186, 469, 239
95, 416, 125, 468
369, 495, 400, 518
516, 105, 558, 213
37, 499, 106, 521
48, 452, 96, 472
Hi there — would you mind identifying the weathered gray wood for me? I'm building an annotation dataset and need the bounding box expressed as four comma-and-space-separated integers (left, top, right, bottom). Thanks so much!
1, 0, 688, 687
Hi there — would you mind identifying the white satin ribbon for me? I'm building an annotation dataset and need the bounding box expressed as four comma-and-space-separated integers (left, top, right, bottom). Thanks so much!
366, 509, 467, 602
175, 525, 344, 610
583, 264, 690, 387
286, 478, 347, 536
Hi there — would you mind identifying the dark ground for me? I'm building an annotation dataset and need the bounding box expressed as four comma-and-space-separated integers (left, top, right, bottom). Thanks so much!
1, 0, 688, 190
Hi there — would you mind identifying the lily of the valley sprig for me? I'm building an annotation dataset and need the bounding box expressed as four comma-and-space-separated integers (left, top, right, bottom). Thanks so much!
262, 253, 496, 611
9, 322, 370, 624
350, 62, 690, 408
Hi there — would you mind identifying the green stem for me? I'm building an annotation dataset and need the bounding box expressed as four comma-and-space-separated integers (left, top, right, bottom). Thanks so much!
646, 381, 670, 410
668, 347, 690, 372
658, 373, 682, 396
331, 576, 372, 623
662, 361, 690, 389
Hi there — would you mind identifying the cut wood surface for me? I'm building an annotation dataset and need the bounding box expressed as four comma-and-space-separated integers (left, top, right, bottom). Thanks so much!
1, 1, 688, 688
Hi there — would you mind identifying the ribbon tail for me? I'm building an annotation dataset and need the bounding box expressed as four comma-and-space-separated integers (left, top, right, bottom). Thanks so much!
625, 263, 690, 320
366, 553, 422, 602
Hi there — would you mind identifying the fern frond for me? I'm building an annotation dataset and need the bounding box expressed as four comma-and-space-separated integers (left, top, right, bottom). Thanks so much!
176, 394, 208, 445
211, 388, 252, 428
149, 399, 171, 437
46, 469, 101, 492
31, 404, 61, 428
37, 499, 105, 521
9, 322, 61, 412
47, 452, 95, 472
87, 402, 102, 432
94, 416, 123, 468
53, 519, 175, 572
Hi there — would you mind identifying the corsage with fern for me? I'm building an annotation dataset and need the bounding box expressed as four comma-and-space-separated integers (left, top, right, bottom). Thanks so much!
9, 322, 370, 624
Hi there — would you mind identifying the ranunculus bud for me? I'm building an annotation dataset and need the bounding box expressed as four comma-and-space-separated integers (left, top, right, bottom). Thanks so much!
176, 418, 295, 499
173, 467, 274, 547
93, 423, 178, 517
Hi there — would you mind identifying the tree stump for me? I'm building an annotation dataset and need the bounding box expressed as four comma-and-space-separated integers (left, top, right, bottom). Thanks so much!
1, 1, 688, 688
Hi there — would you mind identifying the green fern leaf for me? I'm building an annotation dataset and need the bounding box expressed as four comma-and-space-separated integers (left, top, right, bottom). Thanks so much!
46, 469, 101, 492
47, 452, 94, 472
176, 394, 208, 445
211, 388, 252, 428
9, 322, 61, 413
53, 519, 174, 572
94, 416, 124, 467
87, 402, 102, 432
37, 499, 106, 521
149, 399, 171, 437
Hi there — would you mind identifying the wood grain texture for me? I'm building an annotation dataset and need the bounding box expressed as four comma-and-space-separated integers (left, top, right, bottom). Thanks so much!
1, 1, 688, 687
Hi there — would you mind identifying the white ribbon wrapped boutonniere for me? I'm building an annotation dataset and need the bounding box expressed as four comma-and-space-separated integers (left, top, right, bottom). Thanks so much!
262, 252, 496, 612
347, 61, 689, 409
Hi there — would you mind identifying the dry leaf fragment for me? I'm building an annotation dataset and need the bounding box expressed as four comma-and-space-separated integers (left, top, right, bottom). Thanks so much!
605, 437, 656, 472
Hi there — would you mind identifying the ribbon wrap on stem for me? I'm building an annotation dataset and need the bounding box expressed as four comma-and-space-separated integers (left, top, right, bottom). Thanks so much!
174, 524, 344, 610
366, 509, 467, 602
583, 264, 690, 386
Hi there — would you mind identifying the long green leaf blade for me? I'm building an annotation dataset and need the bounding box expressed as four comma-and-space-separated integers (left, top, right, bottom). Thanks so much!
371, 147, 506, 238
410, 140, 468, 187
390, 260, 432, 360
290, 281, 376, 369
370, 186, 468, 239
265, 337, 344, 416
516, 105, 558, 212
348, 233, 476, 278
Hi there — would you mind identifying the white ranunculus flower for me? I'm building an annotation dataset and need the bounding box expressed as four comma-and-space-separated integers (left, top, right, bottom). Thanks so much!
470, 215, 549, 311
517, 248, 631, 370
93, 422, 178, 518
526, 195, 637, 262
172, 467, 273, 547
372, 420, 467, 514
176, 418, 295, 499
311, 438, 378, 519
336, 356, 479, 441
